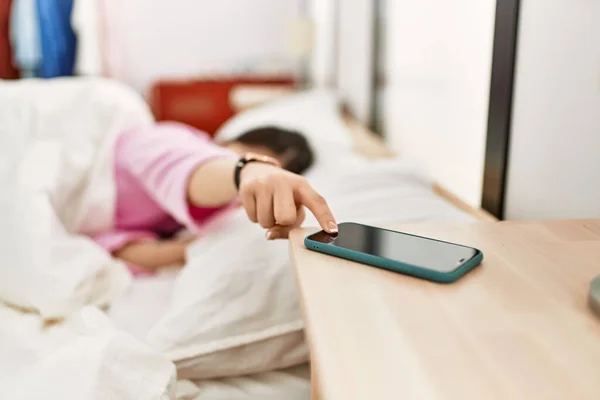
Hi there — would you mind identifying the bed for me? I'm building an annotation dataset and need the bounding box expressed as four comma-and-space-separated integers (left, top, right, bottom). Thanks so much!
0, 77, 494, 400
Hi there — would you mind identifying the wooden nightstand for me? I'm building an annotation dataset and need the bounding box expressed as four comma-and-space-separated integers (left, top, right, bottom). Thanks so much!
289, 220, 600, 400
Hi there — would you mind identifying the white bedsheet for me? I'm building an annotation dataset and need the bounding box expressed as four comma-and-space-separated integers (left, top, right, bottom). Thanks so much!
305, 155, 474, 226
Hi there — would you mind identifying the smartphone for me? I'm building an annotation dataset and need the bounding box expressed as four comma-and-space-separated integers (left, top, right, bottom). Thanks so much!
305, 222, 483, 283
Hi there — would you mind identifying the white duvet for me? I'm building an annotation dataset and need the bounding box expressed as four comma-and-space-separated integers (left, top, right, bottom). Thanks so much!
0, 77, 154, 318
0, 78, 178, 399
0, 306, 176, 400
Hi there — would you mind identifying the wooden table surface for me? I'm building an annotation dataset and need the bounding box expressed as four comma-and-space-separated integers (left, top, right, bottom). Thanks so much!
289, 220, 600, 400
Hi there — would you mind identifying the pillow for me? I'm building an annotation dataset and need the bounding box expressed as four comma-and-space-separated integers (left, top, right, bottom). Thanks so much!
215, 89, 354, 169
142, 209, 308, 379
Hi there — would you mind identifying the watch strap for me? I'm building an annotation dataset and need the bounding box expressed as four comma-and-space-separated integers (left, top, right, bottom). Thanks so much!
234, 153, 280, 190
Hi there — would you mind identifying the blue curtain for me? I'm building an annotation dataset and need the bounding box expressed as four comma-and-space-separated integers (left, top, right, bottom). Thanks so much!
36, 0, 76, 78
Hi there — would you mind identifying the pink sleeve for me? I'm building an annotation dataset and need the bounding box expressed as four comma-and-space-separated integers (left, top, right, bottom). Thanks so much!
117, 123, 237, 231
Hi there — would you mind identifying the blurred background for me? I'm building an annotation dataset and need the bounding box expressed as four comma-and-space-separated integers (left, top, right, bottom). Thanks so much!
1, 0, 598, 220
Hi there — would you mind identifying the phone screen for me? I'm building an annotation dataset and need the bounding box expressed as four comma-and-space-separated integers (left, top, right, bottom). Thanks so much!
308, 223, 478, 273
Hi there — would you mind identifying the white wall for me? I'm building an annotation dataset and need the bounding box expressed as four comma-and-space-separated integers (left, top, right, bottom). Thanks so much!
336, 0, 376, 123
107, 0, 301, 94
382, 0, 497, 207
308, 0, 336, 88
504, 0, 600, 219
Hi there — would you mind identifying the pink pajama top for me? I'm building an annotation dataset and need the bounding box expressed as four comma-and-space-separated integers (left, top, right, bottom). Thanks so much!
93, 122, 236, 271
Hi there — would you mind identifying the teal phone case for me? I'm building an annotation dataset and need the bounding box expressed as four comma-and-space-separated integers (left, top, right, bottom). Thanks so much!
304, 223, 483, 284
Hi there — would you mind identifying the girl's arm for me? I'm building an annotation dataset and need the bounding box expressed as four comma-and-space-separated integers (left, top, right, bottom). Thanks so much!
114, 238, 189, 272
118, 125, 338, 239
187, 159, 338, 238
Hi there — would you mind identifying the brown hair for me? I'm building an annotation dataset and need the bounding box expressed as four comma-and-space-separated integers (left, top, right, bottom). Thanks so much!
234, 126, 314, 174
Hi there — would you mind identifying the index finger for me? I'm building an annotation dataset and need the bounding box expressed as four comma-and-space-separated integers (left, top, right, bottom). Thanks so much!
297, 184, 338, 234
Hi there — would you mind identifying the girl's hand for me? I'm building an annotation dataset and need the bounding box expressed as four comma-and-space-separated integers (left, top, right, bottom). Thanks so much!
239, 163, 337, 239
176, 233, 198, 246
114, 238, 189, 271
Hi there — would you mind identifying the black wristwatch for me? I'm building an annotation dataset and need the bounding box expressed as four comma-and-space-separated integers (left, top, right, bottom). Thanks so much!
234, 153, 281, 190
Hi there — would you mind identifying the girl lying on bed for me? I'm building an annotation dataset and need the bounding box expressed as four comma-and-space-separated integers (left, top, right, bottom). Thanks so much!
91, 123, 337, 273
